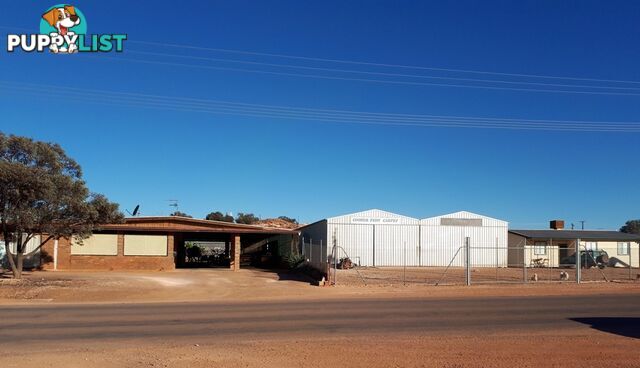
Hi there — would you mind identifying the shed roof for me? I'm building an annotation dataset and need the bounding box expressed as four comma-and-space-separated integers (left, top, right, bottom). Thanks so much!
421, 210, 508, 226
509, 229, 640, 241
326, 209, 419, 224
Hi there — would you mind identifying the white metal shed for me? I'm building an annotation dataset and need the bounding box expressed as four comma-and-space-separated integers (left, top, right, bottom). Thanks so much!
299, 209, 420, 267
420, 211, 508, 267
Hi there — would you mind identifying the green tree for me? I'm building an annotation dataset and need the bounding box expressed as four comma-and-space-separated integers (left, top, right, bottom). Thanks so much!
235, 212, 260, 225
620, 220, 640, 235
205, 211, 234, 222
0, 133, 124, 278
170, 211, 192, 218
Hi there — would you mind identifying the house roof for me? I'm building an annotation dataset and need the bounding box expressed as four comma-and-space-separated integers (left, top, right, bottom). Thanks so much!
98, 216, 296, 234
509, 229, 640, 241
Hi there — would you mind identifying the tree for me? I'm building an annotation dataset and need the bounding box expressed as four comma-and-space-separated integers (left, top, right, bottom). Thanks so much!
620, 220, 640, 235
0, 133, 124, 278
205, 211, 234, 222
235, 212, 260, 225
278, 216, 298, 225
170, 211, 192, 218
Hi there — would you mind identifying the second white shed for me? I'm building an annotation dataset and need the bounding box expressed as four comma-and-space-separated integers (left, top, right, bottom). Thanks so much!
420, 211, 509, 267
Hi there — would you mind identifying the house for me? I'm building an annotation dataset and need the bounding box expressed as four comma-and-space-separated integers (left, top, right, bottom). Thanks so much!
3, 216, 297, 271
508, 221, 640, 268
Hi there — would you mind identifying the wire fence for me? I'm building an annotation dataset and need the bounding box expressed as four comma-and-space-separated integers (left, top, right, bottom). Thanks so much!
301, 237, 639, 286
301, 239, 327, 273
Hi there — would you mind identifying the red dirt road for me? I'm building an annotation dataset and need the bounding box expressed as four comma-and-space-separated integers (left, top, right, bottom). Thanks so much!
1, 293, 639, 367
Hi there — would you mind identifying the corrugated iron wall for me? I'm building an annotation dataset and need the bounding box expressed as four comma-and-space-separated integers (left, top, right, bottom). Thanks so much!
300, 209, 509, 268
421, 211, 508, 267
420, 224, 508, 267
327, 209, 421, 267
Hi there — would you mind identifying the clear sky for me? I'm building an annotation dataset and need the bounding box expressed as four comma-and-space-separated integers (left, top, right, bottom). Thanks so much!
1, 1, 639, 229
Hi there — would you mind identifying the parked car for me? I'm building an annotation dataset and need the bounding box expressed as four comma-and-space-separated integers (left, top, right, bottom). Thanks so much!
560, 250, 609, 268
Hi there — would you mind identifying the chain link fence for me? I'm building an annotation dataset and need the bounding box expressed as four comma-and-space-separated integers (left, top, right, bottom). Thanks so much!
300, 237, 639, 286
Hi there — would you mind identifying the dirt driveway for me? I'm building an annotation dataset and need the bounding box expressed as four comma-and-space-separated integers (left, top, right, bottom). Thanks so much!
0, 268, 322, 303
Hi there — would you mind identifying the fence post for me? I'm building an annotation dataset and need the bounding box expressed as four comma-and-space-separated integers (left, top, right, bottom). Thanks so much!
495, 237, 499, 282
576, 238, 581, 284
523, 239, 528, 283
465, 237, 471, 286
319, 239, 323, 275
629, 242, 633, 281
403, 241, 406, 286
333, 244, 338, 285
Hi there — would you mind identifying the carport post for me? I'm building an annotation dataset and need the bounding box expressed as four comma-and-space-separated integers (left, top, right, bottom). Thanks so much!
575, 238, 581, 284
230, 234, 241, 271
53, 239, 58, 271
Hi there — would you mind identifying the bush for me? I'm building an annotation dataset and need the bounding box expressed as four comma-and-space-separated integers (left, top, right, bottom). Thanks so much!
284, 253, 306, 269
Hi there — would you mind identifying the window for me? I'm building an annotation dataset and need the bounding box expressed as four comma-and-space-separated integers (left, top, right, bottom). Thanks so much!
585, 241, 598, 251
71, 234, 118, 255
618, 242, 630, 256
534, 241, 547, 255
124, 235, 167, 256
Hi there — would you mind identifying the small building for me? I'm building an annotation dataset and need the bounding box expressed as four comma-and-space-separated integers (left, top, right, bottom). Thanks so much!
19, 216, 298, 271
420, 211, 509, 267
508, 225, 640, 268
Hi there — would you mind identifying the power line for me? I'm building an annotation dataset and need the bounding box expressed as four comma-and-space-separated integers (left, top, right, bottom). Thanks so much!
125, 50, 640, 92
4, 79, 640, 125
3, 80, 638, 128
1, 81, 639, 132
1, 23, 638, 86
82, 55, 640, 97
128, 40, 640, 85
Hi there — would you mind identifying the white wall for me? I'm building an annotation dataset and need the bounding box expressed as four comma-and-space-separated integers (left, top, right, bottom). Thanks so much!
580, 240, 639, 268
327, 209, 420, 267
420, 211, 509, 267
0, 235, 42, 269
524, 245, 560, 268
300, 209, 509, 268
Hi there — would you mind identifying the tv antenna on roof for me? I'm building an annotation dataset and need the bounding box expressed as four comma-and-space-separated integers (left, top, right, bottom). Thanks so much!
579, 220, 585, 230
125, 204, 140, 217
168, 199, 179, 213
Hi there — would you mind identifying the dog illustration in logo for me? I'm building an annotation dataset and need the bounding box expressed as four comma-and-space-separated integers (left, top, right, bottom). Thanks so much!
42, 5, 81, 53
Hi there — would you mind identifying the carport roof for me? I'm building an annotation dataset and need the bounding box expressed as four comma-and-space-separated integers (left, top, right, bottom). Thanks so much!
98, 216, 297, 234
509, 229, 640, 241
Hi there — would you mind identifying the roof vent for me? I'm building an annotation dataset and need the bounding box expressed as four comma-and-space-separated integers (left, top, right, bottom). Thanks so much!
550, 220, 564, 230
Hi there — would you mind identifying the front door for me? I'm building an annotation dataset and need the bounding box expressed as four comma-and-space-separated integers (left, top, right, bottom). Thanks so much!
559, 244, 569, 265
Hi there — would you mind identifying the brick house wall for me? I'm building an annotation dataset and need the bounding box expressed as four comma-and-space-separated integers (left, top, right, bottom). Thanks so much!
40, 233, 175, 271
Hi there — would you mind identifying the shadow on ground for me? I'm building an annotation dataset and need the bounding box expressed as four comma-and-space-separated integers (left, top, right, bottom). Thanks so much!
570, 317, 640, 339
246, 267, 318, 285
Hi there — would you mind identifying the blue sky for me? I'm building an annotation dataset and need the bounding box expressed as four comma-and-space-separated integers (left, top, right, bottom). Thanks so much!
1, 1, 639, 229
